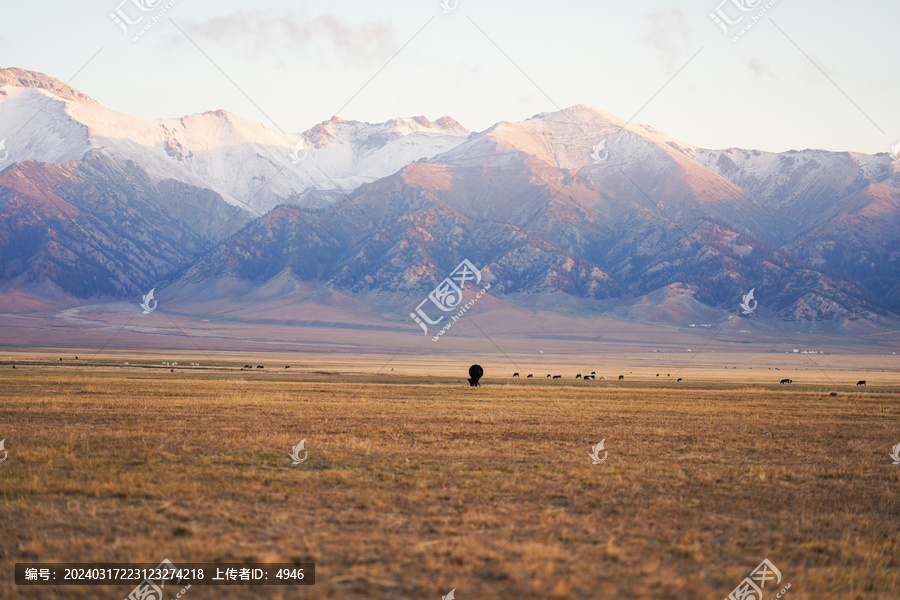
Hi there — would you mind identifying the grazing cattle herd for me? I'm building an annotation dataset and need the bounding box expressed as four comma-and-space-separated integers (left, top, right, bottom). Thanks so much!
158, 363, 877, 390
494, 371, 699, 383
461, 371, 880, 388
6, 358, 876, 391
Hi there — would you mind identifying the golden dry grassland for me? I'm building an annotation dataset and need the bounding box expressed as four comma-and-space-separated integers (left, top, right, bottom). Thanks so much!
1, 357, 898, 599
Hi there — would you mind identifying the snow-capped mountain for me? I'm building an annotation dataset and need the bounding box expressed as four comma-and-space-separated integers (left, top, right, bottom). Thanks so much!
169, 105, 898, 327
293, 115, 469, 207
2, 68, 898, 328
0, 67, 470, 215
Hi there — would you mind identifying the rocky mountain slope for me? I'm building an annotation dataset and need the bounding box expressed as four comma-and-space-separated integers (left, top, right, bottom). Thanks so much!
171, 106, 891, 326
1, 69, 898, 328
0, 153, 250, 298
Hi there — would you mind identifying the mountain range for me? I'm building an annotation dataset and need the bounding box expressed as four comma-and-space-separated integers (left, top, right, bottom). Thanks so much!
1, 67, 898, 336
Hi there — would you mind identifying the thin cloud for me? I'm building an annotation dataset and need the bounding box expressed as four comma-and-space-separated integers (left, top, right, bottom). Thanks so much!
641, 8, 692, 71
185, 9, 398, 65
745, 58, 778, 79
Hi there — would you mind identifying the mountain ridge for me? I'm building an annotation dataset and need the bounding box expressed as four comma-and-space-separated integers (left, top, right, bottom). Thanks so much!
1, 68, 898, 332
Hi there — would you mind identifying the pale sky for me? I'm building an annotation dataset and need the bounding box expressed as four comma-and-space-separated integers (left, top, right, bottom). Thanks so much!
1, 0, 897, 154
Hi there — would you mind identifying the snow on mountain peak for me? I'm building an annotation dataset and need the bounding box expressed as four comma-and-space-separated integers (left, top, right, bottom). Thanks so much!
470, 105, 637, 170
294, 114, 471, 201
0, 67, 96, 104
303, 114, 469, 150
528, 104, 628, 128
0, 68, 475, 214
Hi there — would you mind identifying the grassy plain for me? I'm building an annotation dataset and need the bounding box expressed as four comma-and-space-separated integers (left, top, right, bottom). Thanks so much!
1, 355, 898, 599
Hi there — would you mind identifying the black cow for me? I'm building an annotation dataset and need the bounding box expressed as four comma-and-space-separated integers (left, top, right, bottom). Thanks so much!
285, 365, 290, 369
468, 364, 484, 387
857, 380, 866, 386
591, 371, 596, 375
552, 375, 561, 379
257, 365, 264, 369
677, 378, 683, 382
618, 375, 624, 380
513, 373, 519, 377
547, 374, 551, 378
575, 374, 582, 379
780, 378, 792, 384
526, 374, 533, 378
